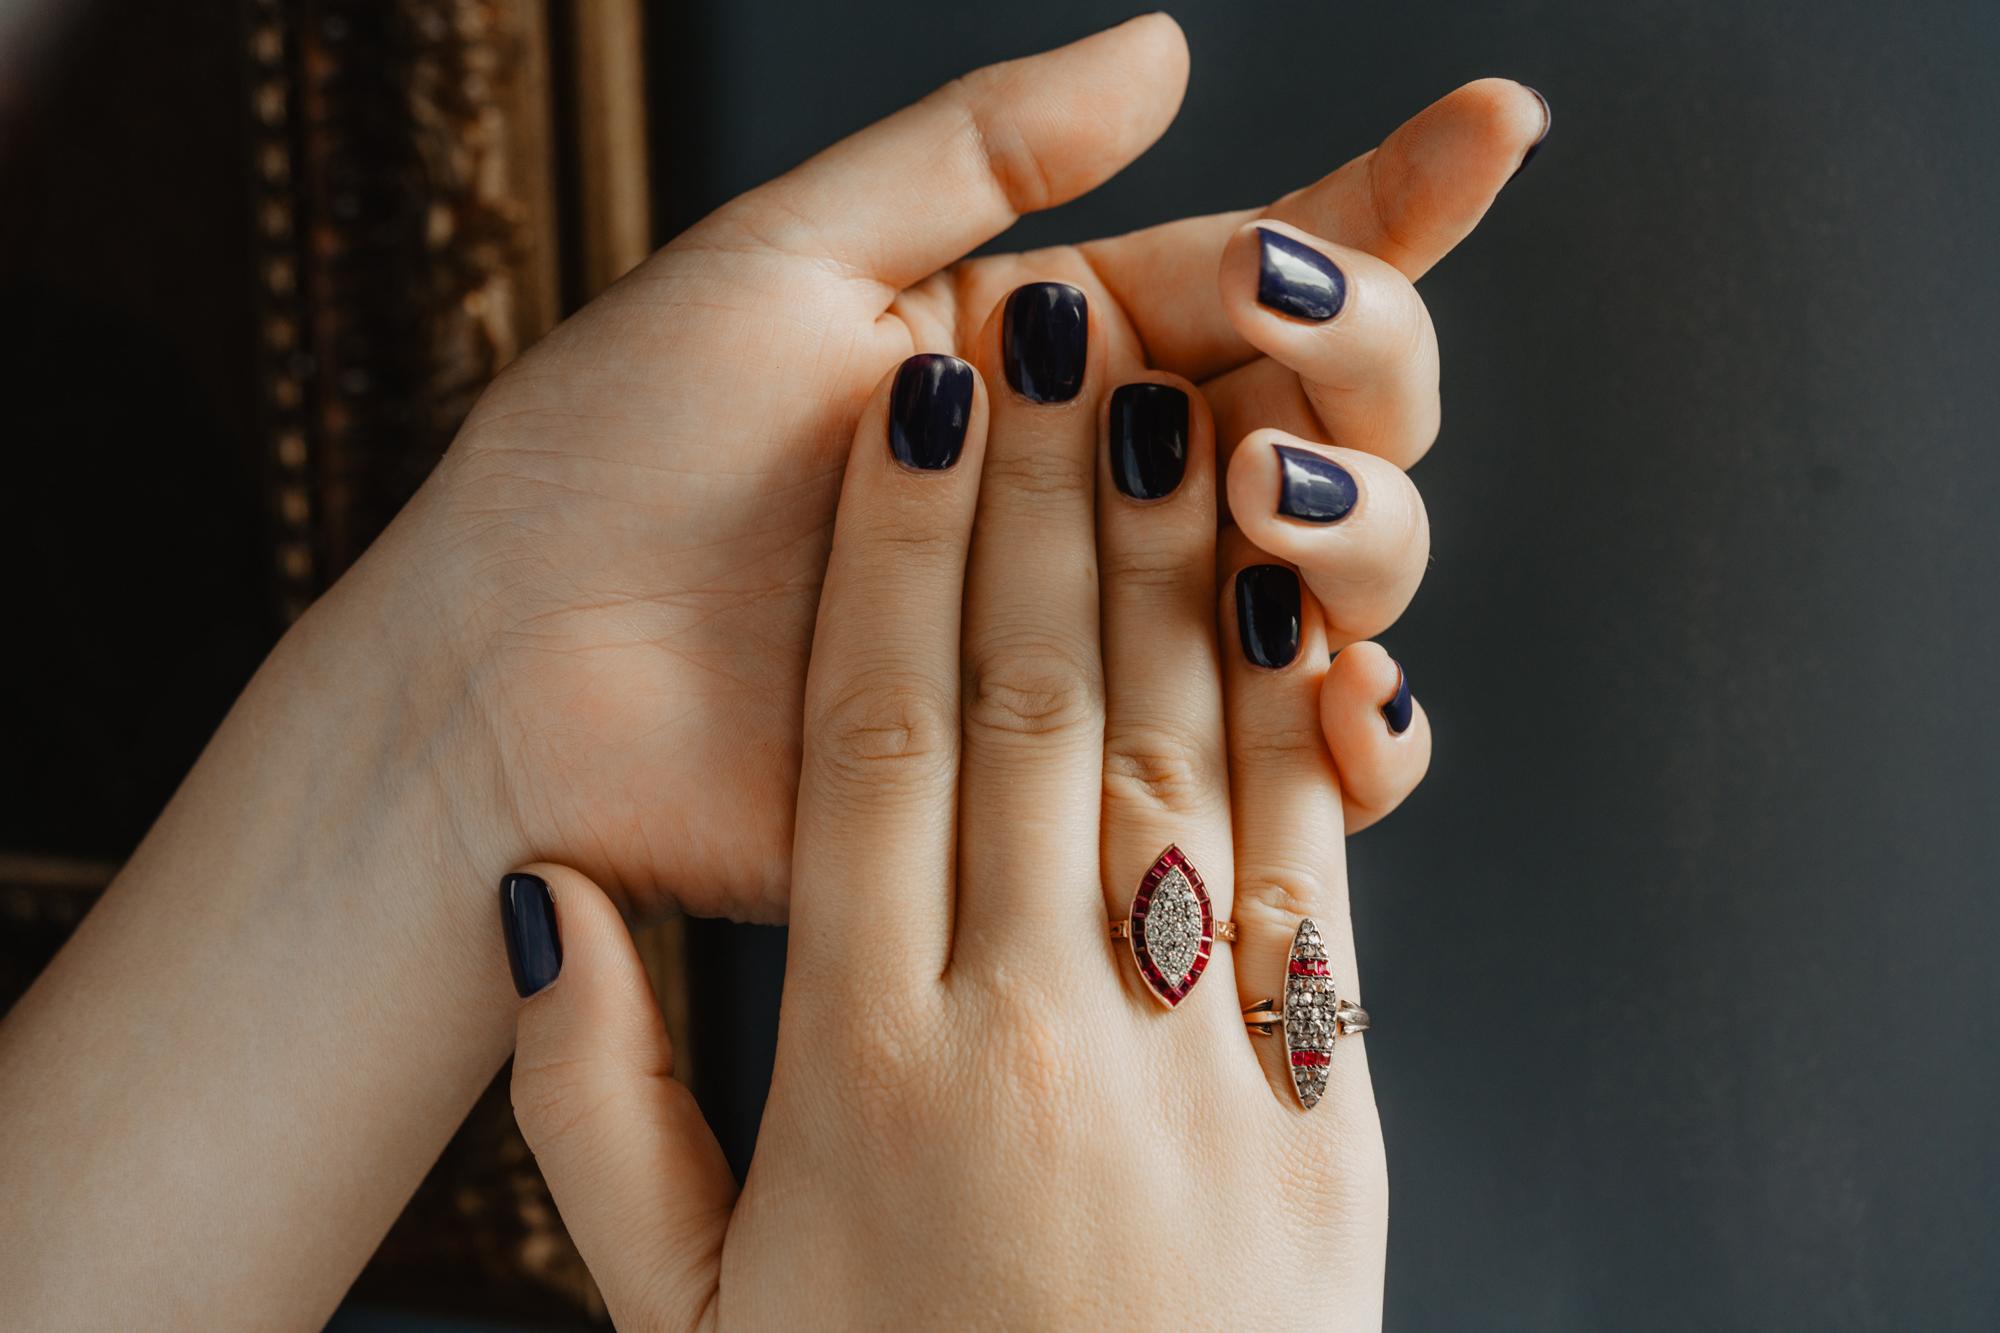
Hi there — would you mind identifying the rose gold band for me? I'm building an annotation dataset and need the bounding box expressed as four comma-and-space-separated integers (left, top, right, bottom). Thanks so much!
1110, 918, 1236, 942
1242, 996, 1370, 1038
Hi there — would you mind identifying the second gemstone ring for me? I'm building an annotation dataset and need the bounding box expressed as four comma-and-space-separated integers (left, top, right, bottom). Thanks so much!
1243, 918, 1370, 1110
1109, 845, 1236, 1008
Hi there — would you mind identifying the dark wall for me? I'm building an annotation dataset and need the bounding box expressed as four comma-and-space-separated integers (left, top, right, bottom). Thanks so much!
0, 4, 273, 866
664, 3, 2000, 1328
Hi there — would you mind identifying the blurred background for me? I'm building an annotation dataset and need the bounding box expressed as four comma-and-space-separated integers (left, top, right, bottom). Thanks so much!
3, 1, 1996, 1329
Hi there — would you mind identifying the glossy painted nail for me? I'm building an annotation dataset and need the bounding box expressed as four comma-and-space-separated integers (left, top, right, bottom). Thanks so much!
1256, 229, 1346, 322
889, 353, 974, 470
1236, 564, 1302, 669
1275, 444, 1357, 522
1511, 86, 1552, 179
1003, 282, 1088, 403
1109, 383, 1190, 500
499, 872, 561, 997
1383, 661, 1414, 735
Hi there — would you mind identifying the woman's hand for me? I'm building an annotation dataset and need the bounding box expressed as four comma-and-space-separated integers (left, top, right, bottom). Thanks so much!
500, 295, 1438, 1324
392, 15, 1541, 920
0, 19, 1539, 1321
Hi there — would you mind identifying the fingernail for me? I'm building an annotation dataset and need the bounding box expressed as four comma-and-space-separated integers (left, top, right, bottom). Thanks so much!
1235, 564, 1302, 669
1382, 661, 1414, 735
889, 353, 974, 470
1256, 229, 1347, 322
1275, 444, 1356, 522
1003, 282, 1088, 403
1511, 86, 1551, 179
1109, 383, 1190, 500
499, 872, 561, 997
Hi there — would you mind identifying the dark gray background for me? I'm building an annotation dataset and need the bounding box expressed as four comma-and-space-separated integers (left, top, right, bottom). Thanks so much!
663, 2, 2000, 1330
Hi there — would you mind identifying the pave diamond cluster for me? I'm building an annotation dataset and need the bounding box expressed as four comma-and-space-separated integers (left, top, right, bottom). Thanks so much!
1143, 868, 1203, 983
1127, 845, 1214, 1007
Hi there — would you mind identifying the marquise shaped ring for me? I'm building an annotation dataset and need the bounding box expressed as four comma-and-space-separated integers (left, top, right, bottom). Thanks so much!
1243, 918, 1369, 1111
1108, 845, 1236, 1008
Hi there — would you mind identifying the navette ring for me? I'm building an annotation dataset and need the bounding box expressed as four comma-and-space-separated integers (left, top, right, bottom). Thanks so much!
1109, 845, 1234, 1008
1244, 917, 1368, 1110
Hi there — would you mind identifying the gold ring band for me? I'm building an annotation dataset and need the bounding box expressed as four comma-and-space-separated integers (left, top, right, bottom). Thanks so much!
1111, 919, 1236, 942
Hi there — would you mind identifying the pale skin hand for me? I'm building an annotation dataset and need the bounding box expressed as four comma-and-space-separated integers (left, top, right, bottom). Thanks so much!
0, 15, 1541, 1326
502, 315, 1407, 1327
431, 16, 1535, 917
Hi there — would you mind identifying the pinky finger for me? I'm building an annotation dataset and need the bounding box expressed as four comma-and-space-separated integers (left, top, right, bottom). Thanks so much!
1321, 643, 1431, 833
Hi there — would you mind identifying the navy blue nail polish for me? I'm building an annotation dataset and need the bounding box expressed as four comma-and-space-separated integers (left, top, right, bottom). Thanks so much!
1275, 444, 1357, 522
1003, 282, 1088, 403
1511, 86, 1551, 179
889, 354, 974, 470
499, 872, 561, 997
1256, 229, 1346, 322
1236, 564, 1302, 669
1109, 383, 1190, 500
1383, 662, 1414, 735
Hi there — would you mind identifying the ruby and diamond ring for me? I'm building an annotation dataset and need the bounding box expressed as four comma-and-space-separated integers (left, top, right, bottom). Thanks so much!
1243, 918, 1370, 1111
1109, 845, 1236, 1008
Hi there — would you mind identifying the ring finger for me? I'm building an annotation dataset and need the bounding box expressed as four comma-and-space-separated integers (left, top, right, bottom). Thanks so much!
1093, 372, 1236, 1012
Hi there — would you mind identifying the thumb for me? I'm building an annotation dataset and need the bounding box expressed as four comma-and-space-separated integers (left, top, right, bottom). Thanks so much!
697, 12, 1190, 295
500, 865, 736, 1328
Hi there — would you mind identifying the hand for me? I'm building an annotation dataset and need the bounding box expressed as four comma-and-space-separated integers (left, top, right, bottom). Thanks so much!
374, 15, 1543, 919
496, 292, 1439, 1324
0, 20, 1543, 1319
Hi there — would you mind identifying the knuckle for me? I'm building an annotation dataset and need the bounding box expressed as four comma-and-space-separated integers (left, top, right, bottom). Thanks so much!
1387, 289, 1439, 380
811, 998, 944, 1139
808, 669, 957, 790
1235, 843, 1341, 919
855, 521, 965, 570
950, 71, 1061, 216
1233, 718, 1327, 768
964, 636, 1102, 741
510, 1054, 620, 1157
981, 446, 1091, 500
1101, 543, 1199, 596
1235, 874, 1321, 920
986, 1014, 1086, 1128
963, 966, 1088, 1127
1103, 724, 1219, 816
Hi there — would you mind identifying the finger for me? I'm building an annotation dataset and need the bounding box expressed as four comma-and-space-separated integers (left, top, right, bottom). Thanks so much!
1322, 642, 1432, 834
1267, 77, 1550, 279
1202, 356, 1325, 491
1216, 221, 1441, 469
955, 281, 1109, 961
1214, 533, 1369, 1117
794, 354, 988, 983
711, 14, 1188, 297
1093, 374, 1234, 1009
502, 866, 736, 1330
1080, 78, 1549, 381
1224, 430, 1431, 650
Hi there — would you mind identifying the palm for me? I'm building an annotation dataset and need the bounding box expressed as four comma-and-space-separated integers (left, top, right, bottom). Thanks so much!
435, 242, 1116, 920
413, 18, 1529, 922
